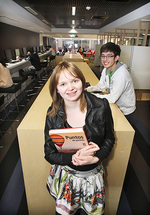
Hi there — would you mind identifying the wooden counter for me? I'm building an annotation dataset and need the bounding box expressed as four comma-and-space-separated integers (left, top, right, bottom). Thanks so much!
63, 52, 83, 62
17, 62, 135, 215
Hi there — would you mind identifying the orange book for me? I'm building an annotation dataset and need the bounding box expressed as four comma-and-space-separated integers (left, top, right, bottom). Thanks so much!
49, 127, 89, 153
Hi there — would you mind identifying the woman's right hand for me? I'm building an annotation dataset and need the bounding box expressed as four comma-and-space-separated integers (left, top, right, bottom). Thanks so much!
72, 142, 100, 166
76, 141, 100, 157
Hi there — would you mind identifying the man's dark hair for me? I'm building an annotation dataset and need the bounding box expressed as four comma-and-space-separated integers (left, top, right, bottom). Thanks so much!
100, 42, 121, 57
27, 48, 34, 54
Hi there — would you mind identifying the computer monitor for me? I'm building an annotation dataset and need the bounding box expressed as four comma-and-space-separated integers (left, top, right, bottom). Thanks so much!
22, 47, 27, 57
40, 45, 43, 52
36, 46, 40, 53
4, 49, 13, 62
15, 48, 20, 57
33, 47, 36, 53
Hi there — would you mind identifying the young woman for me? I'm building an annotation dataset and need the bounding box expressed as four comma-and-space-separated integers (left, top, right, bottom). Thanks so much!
44, 61, 115, 215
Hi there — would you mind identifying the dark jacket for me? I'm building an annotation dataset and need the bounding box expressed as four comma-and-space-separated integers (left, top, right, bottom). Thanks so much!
44, 91, 115, 171
29, 53, 41, 71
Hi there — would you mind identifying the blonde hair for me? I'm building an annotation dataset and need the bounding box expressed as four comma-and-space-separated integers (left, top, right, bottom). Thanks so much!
48, 61, 86, 117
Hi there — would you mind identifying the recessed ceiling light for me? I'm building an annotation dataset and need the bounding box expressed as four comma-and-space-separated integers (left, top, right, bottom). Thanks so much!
69, 34, 77, 38
72, 20, 75, 24
25, 6, 38, 15
42, 20, 49, 24
72, 7, 76, 16
86, 6, 91, 10
0, 16, 19, 23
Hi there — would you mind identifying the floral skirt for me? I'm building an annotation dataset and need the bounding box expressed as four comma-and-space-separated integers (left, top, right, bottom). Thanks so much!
47, 164, 105, 215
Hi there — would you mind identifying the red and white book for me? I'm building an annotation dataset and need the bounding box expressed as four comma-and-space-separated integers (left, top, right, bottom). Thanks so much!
49, 127, 89, 153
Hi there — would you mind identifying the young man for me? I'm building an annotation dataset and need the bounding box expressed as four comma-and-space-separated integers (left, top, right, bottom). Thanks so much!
26, 48, 41, 71
46, 45, 56, 61
86, 42, 136, 122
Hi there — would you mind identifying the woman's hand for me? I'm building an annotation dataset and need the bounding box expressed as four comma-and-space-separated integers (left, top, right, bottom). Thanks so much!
72, 154, 99, 166
72, 142, 100, 166
77, 142, 100, 157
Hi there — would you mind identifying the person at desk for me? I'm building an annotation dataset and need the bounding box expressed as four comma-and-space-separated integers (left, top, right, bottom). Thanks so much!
77, 47, 82, 55
82, 47, 86, 57
46, 45, 56, 61
19, 48, 41, 78
63, 46, 68, 55
25, 48, 41, 71
86, 42, 136, 123
44, 61, 115, 215
0, 58, 13, 88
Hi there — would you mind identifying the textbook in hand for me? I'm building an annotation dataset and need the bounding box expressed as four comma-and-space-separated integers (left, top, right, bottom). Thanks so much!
49, 127, 89, 153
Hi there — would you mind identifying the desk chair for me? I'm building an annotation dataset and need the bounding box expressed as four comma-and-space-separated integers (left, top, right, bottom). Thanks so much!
0, 93, 19, 142
19, 69, 36, 79
12, 76, 29, 107
40, 60, 50, 80
0, 83, 21, 113
19, 69, 39, 97
49, 55, 56, 69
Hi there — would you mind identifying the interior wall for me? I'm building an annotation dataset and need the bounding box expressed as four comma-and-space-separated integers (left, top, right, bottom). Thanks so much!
49, 38, 56, 49
119, 45, 132, 68
0, 22, 40, 58
94, 44, 101, 66
130, 46, 150, 89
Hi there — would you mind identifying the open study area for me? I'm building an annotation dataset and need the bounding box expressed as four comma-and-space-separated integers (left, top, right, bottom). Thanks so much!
17, 60, 135, 215
0, 1, 150, 215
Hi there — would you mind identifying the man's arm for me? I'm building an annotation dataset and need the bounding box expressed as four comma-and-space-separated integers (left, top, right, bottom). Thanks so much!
86, 69, 107, 92
93, 72, 127, 103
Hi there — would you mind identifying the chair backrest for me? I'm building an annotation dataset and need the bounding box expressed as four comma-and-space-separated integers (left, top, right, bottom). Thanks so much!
0, 95, 4, 106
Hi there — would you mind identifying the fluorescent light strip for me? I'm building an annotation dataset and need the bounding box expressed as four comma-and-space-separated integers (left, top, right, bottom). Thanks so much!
25, 6, 38, 15
0, 16, 19, 23
72, 20, 75, 24
42, 19, 49, 24
72, 7, 76, 16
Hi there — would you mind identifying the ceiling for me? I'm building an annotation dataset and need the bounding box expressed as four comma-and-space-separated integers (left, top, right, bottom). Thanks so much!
0, 0, 150, 39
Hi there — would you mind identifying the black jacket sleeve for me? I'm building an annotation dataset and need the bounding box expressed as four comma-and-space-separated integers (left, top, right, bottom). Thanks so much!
95, 98, 115, 162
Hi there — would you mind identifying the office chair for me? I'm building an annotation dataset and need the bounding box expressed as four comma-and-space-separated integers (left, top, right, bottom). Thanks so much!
12, 75, 29, 108
0, 94, 19, 138
0, 83, 21, 113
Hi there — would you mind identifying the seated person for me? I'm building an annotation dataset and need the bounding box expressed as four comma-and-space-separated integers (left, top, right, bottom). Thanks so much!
77, 47, 82, 55
26, 48, 41, 72
86, 42, 136, 122
63, 46, 68, 55
0, 58, 13, 88
46, 45, 56, 61
82, 47, 86, 57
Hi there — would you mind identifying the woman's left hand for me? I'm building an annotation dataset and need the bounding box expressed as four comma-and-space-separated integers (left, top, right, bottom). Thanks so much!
76, 141, 100, 157
72, 154, 99, 166
72, 142, 100, 166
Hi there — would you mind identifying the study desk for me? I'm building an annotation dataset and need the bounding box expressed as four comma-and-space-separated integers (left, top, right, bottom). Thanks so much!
7, 51, 50, 75
17, 62, 135, 215
63, 52, 83, 62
